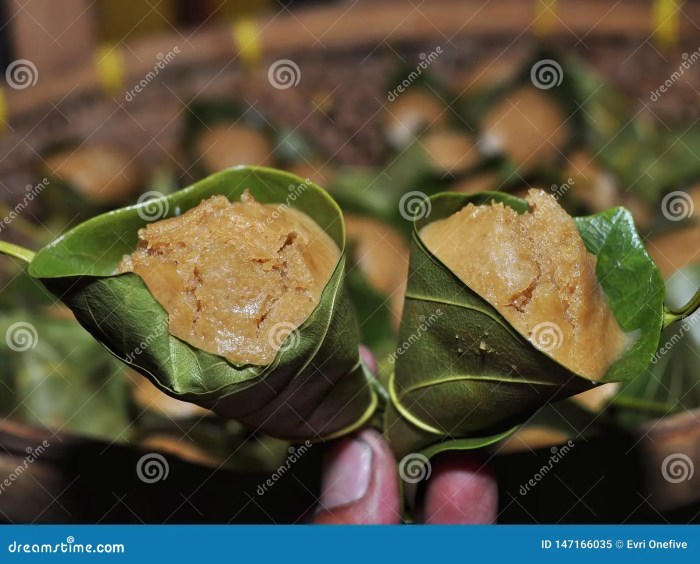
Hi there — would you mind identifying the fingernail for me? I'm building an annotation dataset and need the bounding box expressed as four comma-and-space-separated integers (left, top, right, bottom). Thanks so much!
319, 438, 372, 510
359, 345, 378, 376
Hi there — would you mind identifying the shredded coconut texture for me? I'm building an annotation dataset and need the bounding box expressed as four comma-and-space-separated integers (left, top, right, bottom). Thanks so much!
419, 189, 626, 380
119, 192, 340, 366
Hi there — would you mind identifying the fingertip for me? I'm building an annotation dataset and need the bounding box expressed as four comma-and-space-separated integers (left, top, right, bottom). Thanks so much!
314, 428, 400, 524
359, 345, 378, 376
422, 451, 498, 524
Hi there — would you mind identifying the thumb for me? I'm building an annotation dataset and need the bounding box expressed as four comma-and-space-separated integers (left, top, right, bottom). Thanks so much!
314, 429, 401, 524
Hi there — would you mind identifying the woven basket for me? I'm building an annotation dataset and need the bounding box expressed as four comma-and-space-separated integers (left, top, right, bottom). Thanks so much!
0, 0, 698, 523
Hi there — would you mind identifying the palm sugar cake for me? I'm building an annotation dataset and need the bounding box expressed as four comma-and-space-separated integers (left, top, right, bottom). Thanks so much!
119, 191, 340, 365
419, 189, 626, 379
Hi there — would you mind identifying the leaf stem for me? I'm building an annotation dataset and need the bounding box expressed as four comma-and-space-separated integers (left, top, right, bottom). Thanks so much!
612, 395, 682, 416
0, 241, 36, 264
663, 288, 700, 329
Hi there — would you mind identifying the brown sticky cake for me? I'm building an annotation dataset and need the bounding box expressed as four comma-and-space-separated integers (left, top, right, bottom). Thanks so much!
119, 192, 340, 366
419, 189, 626, 380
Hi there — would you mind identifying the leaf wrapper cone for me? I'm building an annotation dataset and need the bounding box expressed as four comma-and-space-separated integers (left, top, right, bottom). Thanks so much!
16, 167, 377, 442
386, 192, 665, 458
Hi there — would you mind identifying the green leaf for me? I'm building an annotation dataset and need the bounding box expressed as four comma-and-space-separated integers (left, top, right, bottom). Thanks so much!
565, 57, 700, 203
385, 191, 666, 457
613, 264, 700, 425
0, 311, 130, 441
573, 208, 665, 381
0, 241, 36, 263
4, 166, 377, 442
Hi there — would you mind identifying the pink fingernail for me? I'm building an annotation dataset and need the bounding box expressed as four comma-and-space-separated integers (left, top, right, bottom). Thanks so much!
319, 438, 372, 510
359, 345, 378, 375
